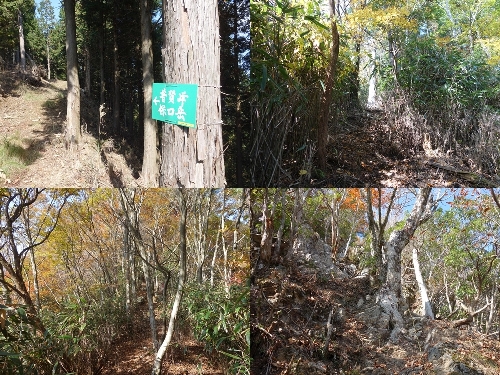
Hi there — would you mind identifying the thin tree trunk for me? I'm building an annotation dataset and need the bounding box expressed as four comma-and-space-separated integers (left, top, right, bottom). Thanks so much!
140, 243, 158, 350
18, 10, 26, 74
274, 190, 286, 257
64, 0, 81, 148
260, 188, 273, 264
141, 0, 159, 186
29, 249, 41, 313
46, 41, 51, 80
123, 224, 132, 320
367, 36, 377, 108
412, 248, 434, 319
160, 0, 225, 187
210, 226, 220, 287
317, 0, 340, 170
222, 190, 229, 293
151, 189, 188, 375
120, 189, 159, 349
486, 275, 497, 334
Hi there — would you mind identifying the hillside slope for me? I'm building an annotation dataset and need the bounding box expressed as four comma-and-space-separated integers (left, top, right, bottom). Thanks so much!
251, 258, 500, 374
0, 70, 140, 187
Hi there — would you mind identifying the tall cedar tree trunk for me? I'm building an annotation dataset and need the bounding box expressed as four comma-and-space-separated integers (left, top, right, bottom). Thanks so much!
112, 11, 120, 134
18, 10, 26, 74
317, 0, 340, 171
84, 45, 91, 96
64, 0, 81, 148
379, 188, 433, 341
152, 189, 188, 375
141, 0, 159, 186
160, 0, 225, 187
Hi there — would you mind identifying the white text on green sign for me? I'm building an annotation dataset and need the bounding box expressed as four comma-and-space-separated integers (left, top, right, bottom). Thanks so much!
152, 83, 198, 128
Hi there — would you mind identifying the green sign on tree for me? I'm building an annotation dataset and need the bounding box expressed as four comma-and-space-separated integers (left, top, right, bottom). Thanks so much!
152, 83, 198, 128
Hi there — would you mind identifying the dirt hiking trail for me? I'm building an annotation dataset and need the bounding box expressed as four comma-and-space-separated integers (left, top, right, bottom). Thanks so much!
0, 71, 141, 187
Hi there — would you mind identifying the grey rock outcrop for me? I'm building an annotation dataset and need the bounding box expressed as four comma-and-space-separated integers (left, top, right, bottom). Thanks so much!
284, 227, 347, 279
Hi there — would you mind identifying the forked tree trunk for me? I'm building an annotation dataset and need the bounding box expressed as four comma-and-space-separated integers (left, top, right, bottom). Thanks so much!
141, 0, 159, 186
64, 0, 81, 148
379, 188, 433, 341
160, 0, 225, 187
151, 189, 188, 375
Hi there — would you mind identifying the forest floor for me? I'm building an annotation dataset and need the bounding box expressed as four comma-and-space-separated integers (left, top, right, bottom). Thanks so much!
310, 109, 500, 188
251, 261, 500, 375
102, 298, 226, 375
0, 70, 142, 187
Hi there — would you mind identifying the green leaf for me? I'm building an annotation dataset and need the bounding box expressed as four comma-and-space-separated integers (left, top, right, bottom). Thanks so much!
304, 15, 329, 31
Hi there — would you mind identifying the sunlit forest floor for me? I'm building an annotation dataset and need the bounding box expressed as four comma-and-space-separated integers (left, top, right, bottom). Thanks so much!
314, 109, 500, 188
102, 298, 225, 375
0, 69, 141, 187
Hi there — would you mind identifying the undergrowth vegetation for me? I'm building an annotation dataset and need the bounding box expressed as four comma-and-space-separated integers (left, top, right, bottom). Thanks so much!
0, 293, 126, 375
185, 283, 250, 375
382, 36, 500, 175
251, 0, 500, 186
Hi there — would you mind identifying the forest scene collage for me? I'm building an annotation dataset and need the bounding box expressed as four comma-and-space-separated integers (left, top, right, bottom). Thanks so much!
1, 0, 500, 374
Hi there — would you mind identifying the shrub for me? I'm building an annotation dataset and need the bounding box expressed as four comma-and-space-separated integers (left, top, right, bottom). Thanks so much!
184, 283, 250, 375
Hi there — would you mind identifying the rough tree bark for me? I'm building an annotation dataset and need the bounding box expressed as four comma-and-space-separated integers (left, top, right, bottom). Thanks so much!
151, 189, 188, 375
412, 248, 434, 319
141, 0, 159, 186
160, 0, 225, 187
64, 0, 81, 149
378, 188, 434, 341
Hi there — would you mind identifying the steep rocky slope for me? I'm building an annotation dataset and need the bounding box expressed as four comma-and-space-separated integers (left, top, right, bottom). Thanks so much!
251, 237, 500, 374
